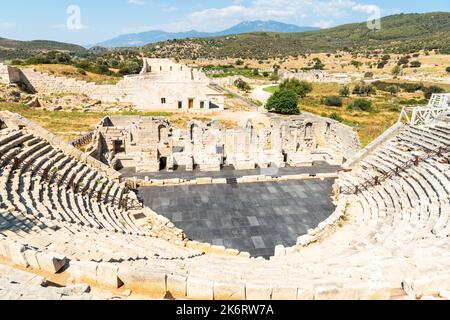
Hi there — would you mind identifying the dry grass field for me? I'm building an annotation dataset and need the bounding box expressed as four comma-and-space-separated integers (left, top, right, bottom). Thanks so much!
32, 64, 121, 85
189, 51, 450, 77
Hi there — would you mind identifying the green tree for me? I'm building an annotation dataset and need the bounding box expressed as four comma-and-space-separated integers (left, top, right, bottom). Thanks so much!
397, 56, 410, 66
279, 79, 313, 98
351, 60, 363, 69
312, 58, 325, 70
386, 85, 400, 96
339, 85, 350, 97
352, 82, 376, 96
410, 61, 422, 68
234, 78, 251, 92
423, 86, 445, 99
265, 90, 300, 115
118, 61, 141, 75
269, 72, 279, 82
446, 67, 450, 73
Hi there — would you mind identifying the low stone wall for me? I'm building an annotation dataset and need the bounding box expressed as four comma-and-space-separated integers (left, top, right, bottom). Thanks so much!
125, 172, 338, 188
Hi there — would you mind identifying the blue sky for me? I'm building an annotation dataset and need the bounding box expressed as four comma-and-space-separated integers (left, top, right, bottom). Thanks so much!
0, 0, 448, 45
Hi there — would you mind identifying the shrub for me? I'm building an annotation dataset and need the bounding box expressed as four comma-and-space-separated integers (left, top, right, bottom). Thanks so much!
446, 67, 450, 73
329, 112, 343, 122
377, 61, 388, 69
423, 86, 445, 99
391, 65, 402, 77
364, 72, 374, 79
262, 71, 269, 77
269, 72, 279, 82
312, 58, 325, 70
410, 61, 422, 68
351, 60, 363, 69
352, 82, 376, 96
265, 89, 300, 115
279, 79, 313, 98
339, 86, 350, 97
118, 61, 141, 75
386, 85, 400, 96
235, 59, 244, 66
397, 56, 410, 66
322, 96, 343, 107
348, 99, 372, 112
234, 78, 251, 92
252, 69, 259, 76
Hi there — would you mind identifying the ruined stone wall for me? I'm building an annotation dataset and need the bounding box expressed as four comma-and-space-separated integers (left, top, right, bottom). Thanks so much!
279, 70, 355, 84
89, 115, 360, 173
19, 65, 224, 112
0, 63, 9, 83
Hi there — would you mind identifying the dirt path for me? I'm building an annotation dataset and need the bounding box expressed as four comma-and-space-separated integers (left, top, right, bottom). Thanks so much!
251, 84, 275, 104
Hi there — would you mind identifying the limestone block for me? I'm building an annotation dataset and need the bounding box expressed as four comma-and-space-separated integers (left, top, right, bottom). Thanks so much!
35, 252, 67, 273
163, 178, 180, 185
196, 177, 213, 184
274, 245, 286, 257
297, 287, 314, 300
246, 284, 272, 300
403, 273, 450, 298
272, 286, 297, 300
68, 261, 98, 283
214, 282, 246, 300
314, 284, 344, 300
187, 277, 214, 300
224, 249, 240, 256
118, 266, 167, 296
209, 245, 226, 254
167, 274, 187, 298
237, 252, 251, 258
23, 249, 40, 269
0, 240, 29, 267
96, 263, 122, 288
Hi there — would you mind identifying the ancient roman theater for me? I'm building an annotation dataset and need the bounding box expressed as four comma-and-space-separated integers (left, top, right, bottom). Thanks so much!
1, 58, 450, 300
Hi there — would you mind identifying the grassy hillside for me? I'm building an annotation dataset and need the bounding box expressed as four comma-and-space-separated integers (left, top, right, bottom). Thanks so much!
0, 37, 87, 62
144, 12, 450, 59
0, 38, 86, 52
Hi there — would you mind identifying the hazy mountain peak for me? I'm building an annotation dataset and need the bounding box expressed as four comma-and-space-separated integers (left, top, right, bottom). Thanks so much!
92, 20, 318, 48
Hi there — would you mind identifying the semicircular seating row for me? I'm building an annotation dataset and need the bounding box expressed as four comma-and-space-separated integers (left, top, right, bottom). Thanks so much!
0, 128, 201, 262
1, 119, 450, 299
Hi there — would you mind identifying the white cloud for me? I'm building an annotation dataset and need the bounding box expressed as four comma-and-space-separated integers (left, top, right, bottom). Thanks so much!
122, 0, 380, 34
128, 0, 147, 5
352, 4, 380, 14
167, 0, 363, 31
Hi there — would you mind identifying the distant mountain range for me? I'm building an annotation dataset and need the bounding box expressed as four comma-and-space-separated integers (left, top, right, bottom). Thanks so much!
92, 20, 319, 48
